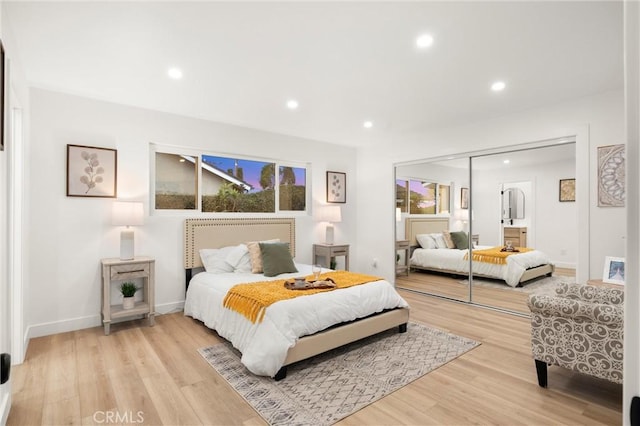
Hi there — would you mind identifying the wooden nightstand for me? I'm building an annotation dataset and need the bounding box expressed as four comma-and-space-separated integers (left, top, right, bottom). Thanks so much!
395, 240, 410, 277
504, 227, 527, 247
313, 244, 349, 270
101, 256, 155, 335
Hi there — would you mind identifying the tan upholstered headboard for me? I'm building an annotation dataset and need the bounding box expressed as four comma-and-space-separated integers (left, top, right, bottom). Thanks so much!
405, 217, 449, 246
184, 218, 296, 269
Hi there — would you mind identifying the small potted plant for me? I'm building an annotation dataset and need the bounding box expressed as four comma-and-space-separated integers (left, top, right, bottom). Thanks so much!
120, 282, 139, 310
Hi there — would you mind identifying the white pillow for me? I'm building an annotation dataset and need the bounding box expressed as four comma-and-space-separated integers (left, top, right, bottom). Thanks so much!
431, 233, 449, 249
416, 234, 437, 249
199, 246, 235, 274
226, 244, 252, 273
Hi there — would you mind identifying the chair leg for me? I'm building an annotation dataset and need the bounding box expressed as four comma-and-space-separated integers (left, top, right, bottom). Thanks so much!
535, 359, 548, 388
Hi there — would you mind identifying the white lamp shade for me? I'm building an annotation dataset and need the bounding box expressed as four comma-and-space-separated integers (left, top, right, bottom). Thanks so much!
112, 201, 144, 226
317, 205, 342, 223
455, 209, 469, 221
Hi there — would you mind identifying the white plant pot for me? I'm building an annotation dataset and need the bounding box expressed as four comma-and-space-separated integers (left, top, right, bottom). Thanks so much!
122, 296, 135, 310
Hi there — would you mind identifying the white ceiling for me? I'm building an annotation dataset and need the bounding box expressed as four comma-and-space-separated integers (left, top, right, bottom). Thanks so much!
4, 1, 624, 148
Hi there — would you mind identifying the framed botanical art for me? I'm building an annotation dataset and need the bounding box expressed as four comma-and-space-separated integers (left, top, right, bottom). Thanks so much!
602, 256, 625, 285
460, 187, 469, 209
559, 178, 575, 202
326, 171, 346, 203
66, 144, 117, 197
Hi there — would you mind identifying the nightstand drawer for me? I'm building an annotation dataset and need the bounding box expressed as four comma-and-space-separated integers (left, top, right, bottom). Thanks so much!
110, 262, 150, 280
331, 248, 348, 256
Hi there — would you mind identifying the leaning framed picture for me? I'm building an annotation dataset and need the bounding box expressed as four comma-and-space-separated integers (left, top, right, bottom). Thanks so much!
66, 144, 117, 198
602, 256, 625, 285
326, 171, 346, 203
559, 178, 576, 202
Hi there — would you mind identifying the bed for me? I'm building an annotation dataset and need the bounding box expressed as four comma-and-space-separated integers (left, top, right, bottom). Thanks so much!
406, 217, 554, 287
183, 218, 410, 380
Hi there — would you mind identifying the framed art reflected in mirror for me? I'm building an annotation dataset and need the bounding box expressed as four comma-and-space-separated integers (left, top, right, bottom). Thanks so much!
559, 178, 575, 202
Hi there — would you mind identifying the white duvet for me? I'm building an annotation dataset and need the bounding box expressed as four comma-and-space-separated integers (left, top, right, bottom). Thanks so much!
410, 246, 552, 287
183, 264, 409, 377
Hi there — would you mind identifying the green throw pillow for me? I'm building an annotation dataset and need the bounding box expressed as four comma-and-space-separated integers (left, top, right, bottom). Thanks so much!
259, 242, 298, 277
450, 231, 469, 250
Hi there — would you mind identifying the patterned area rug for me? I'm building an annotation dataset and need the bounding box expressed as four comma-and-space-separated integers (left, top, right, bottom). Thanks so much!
459, 274, 573, 295
199, 322, 479, 426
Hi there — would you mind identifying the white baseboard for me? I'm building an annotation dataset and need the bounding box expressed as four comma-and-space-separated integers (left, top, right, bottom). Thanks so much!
553, 261, 576, 270
26, 301, 185, 339
27, 314, 102, 339
0, 391, 10, 426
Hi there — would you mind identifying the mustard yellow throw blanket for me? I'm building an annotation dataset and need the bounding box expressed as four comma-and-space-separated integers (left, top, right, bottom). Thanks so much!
223, 271, 382, 324
465, 246, 532, 265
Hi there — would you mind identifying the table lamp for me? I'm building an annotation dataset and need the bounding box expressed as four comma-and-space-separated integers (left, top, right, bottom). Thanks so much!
318, 206, 342, 245
112, 201, 144, 260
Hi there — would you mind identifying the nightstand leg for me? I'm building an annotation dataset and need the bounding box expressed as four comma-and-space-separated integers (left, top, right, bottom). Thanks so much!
104, 322, 110, 336
148, 314, 155, 327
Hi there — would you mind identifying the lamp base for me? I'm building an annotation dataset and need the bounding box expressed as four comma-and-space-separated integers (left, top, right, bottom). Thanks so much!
325, 224, 335, 245
120, 229, 135, 260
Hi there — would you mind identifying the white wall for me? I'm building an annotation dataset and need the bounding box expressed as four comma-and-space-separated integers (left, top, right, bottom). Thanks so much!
473, 157, 577, 268
27, 88, 357, 338
356, 90, 624, 282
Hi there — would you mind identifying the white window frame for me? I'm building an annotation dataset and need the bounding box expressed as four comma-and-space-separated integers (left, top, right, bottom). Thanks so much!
150, 143, 311, 216
397, 175, 452, 217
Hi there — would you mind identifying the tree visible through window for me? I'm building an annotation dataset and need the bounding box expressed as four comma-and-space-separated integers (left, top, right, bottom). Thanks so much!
153, 149, 308, 213
279, 165, 306, 211
395, 178, 451, 215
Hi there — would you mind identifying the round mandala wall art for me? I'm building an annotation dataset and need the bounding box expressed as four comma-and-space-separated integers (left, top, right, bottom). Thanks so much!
597, 144, 625, 207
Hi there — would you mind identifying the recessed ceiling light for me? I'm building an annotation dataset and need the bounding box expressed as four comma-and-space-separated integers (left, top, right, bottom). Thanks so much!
491, 81, 506, 91
167, 67, 183, 79
416, 34, 434, 49
363, 121, 373, 129
503, 159, 510, 164
286, 99, 299, 110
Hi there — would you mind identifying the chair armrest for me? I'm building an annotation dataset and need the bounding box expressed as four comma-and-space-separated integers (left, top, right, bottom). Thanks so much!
528, 294, 623, 326
555, 282, 624, 305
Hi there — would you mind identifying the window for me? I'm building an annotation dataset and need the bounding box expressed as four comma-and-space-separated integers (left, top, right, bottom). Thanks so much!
155, 153, 197, 210
395, 177, 451, 215
201, 155, 275, 213
395, 179, 408, 212
152, 146, 309, 214
278, 165, 306, 211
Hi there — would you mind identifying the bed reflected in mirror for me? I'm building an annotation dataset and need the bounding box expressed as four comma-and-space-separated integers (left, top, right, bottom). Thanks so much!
469, 143, 576, 314
394, 141, 578, 315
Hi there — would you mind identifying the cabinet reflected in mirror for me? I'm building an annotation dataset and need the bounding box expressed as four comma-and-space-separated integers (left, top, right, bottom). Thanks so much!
395, 142, 577, 315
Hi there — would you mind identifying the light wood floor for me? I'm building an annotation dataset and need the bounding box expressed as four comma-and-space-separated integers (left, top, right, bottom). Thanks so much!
396, 267, 576, 314
8, 287, 621, 425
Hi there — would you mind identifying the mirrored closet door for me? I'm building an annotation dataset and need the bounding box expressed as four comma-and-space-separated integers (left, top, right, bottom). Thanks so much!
469, 143, 576, 314
395, 141, 577, 314
395, 158, 470, 302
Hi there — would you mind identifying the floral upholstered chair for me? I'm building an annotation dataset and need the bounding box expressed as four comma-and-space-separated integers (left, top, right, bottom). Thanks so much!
527, 282, 624, 387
